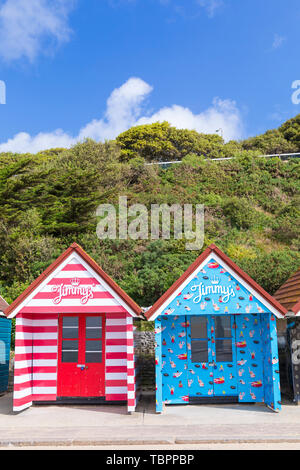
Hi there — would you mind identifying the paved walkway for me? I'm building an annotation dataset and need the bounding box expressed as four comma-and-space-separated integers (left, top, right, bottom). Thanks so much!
3, 443, 300, 450
0, 393, 300, 447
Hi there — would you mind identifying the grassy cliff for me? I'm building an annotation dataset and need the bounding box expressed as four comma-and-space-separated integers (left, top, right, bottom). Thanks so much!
0, 116, 299, 307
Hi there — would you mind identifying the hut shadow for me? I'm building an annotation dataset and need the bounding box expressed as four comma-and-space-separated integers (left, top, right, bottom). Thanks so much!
137, 392, 157, 414
73, 405, 130, 415
36, 403, 131, 415
206, 395, 297, 413
0, 393, 14, 415
204, 403, 274, 414
0, 392, 151, 416
137, 393, 289, 415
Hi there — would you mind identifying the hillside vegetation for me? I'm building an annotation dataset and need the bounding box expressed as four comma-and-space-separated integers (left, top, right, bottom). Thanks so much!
0, 115, 299, 308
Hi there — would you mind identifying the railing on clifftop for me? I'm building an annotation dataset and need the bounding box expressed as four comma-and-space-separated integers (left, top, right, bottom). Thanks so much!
144, 152, 300, 169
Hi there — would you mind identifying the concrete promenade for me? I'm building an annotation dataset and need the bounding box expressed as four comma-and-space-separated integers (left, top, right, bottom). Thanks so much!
0, 393, 299, 447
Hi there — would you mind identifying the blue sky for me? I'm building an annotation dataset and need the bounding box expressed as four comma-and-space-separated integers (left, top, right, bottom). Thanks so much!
0, 0, 299, 153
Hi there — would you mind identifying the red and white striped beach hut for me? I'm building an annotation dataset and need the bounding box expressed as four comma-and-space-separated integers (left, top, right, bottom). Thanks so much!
5, 243, 141, 412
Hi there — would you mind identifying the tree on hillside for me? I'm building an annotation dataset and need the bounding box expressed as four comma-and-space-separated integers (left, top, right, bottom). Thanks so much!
241, 114, 300, 155
0, 158, 33, 222
116, 121, 242, 162
241, 129, 298, 154
279, 114, 300, 150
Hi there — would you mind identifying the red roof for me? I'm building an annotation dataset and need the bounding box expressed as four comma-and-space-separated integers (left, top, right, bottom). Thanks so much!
5, 243, 141, 318
145, 244, 288, 320
274, 267, 300, 314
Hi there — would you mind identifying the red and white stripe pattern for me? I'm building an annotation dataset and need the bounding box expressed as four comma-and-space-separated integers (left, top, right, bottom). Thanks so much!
21, 257, 129, 314
13, 255, 137, 412
133, 326, 141, 407
13, 313, 58, 411
105, 314, 135, 412
104, 314, 135, 412
32, 314, 58, 402
105, 314, 128, 401
126, 315, 136, 413
14, 314, 33, 411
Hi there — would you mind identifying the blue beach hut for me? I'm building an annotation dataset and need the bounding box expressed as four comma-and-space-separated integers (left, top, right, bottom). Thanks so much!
0, 296, 11, 395
145, 245, 287, 413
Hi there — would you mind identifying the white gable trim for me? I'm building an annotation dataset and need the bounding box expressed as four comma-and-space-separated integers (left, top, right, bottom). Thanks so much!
213, 254, 283, 319
8, 252, 138, 319
150, 252, 284, 321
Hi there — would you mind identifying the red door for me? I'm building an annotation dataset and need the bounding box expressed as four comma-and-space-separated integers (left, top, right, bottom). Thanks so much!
57, 314, 105, 397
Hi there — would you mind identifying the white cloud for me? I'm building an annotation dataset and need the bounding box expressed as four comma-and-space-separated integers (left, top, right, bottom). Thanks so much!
78, 78, 153, 141
0, 0, 75, 62
0, 130, 75, 154
119, 0, 223, 18
0, 77, 244, 153
272, 33, 286, 50
137, 98, 242, 142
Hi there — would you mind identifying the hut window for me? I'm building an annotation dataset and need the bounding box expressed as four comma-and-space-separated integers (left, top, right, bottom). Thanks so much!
214, 316, 233, 363
191, 316, 208, 363
62, 340, 78, 363
0, 340, 5, 364
191, 340, 208, 363
62, 317, 79, 362
191, 316, 207, 339
86, 340, 102, 363
85, 316, 103, 363
62, 316, 79, 339
215, 316, 231, 339
86, 316, 102, 339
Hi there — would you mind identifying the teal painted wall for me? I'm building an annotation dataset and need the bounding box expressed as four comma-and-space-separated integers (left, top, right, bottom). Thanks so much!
0, 316, 11, 394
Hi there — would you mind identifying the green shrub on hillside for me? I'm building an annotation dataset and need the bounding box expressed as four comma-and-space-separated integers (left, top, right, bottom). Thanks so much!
0, 116, 299, 307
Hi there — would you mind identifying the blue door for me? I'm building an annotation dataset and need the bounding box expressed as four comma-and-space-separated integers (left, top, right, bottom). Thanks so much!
187, 316, 213, 397
187, 315, 238, 398
235, 314, 265, 402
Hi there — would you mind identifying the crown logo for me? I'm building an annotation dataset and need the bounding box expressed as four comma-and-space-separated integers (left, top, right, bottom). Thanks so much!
71, 277, 80, 287
211, 275, 220, 285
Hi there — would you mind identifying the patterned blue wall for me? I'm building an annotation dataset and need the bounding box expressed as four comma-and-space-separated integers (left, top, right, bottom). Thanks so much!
235, 314, 265, 403
154, 257, 281, 412
186, 316, 213, 399
262, 313, 281, 411
155, 318, 163, 412
160, 258, 272, 317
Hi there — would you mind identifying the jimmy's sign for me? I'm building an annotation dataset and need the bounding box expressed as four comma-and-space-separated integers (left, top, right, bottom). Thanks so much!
191, 275, 236, 304
161, 258, 266, 317
51, 278, 96, 305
